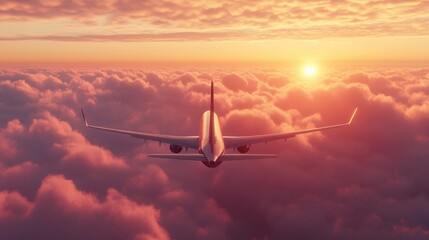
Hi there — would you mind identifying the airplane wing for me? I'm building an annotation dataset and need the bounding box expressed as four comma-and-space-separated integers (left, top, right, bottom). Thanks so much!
224, 108, 357, 149
81, 109, 199, 149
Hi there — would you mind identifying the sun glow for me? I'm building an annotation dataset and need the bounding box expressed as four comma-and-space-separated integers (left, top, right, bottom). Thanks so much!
300, 64, 321, 88
303, 65, 317, 76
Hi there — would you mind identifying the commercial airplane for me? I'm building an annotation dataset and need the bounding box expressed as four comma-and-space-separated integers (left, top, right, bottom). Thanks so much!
81, 82, 357, 168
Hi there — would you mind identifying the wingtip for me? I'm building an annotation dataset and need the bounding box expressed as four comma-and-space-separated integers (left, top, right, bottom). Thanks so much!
348, 107, 358, 124
80, 108, 88, 127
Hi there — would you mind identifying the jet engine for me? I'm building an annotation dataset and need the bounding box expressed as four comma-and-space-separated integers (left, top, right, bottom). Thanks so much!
169, 144, 183, 153
237, 145, 250, 153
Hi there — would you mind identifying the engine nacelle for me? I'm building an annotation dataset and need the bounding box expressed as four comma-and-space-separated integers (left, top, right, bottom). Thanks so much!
237, 145, 250, 153
169, 144, 183, 153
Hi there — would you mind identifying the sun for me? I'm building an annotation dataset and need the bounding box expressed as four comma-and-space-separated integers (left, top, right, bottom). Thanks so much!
300, 64, 321, 88
303, 65, 317, 76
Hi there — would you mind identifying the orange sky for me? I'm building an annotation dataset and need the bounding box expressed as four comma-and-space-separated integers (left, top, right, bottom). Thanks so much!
1, 0, 429, 66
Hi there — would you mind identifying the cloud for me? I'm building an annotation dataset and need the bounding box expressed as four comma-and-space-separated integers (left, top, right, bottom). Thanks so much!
0, 190, 31, 222
222, 73, 251, 92
0, 66, 429, 239
0, 1, 429, 41
0, 80, 39, 105
0, 174, 169, 240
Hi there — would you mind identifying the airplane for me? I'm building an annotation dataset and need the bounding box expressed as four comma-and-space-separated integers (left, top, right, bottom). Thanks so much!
81, 81, 357, 168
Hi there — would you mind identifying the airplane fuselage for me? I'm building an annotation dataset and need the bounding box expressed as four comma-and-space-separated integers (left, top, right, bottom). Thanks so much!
199, 111, 225, 167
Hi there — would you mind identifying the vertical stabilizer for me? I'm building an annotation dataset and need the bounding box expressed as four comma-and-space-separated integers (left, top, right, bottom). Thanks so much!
209, 81, 215, 152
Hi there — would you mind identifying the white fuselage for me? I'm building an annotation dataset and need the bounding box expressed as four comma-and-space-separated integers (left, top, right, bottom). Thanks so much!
199, 111, 225, 162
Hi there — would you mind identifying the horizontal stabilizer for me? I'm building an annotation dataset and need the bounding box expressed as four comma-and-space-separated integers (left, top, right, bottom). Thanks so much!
220, 154, 278, 161
147, 153, 278, 161
147, 154, 206, 161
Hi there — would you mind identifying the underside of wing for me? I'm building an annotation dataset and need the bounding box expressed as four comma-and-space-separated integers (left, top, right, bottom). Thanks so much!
81, 109, 199, 149
224, 108, 357, 149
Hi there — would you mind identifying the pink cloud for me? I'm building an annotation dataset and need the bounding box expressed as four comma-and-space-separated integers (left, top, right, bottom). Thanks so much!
222, 73, 248, 92
0, 132, 17, 159
222, 108, 277, 136
393, 220, 429, 238
0, 191, 32, 221
0, 66, 429, 239
0, 119, 25, 159
124, 164, 169, 198
0, 80, 39, 105
0, 174, 169, 239
28, 111, 127, 169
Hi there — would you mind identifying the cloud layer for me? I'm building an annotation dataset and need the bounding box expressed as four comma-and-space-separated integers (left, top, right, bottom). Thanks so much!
0, 66, 429, 239
1, 0, 429, 40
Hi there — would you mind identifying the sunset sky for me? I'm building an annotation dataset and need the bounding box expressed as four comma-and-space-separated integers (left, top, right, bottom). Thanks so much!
1, 0, 429, 65
1, 1, 429, 240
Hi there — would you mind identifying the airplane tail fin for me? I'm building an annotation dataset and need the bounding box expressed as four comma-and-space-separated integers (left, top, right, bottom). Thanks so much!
209, 81, 215, 152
